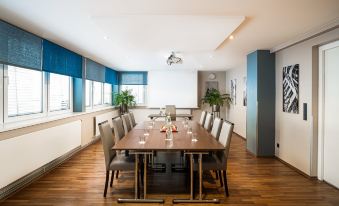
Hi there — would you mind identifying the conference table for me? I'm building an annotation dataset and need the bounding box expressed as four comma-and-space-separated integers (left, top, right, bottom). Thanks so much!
112, 120, 224, 204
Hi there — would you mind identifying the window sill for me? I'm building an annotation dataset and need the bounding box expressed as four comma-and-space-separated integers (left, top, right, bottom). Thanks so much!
0, 106, 116, 133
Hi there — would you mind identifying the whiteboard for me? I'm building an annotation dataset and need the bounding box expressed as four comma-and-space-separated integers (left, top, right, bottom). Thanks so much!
148, 70, 198, 108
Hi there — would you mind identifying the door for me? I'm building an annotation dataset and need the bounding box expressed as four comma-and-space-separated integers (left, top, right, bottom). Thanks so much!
323, 41, 339, 188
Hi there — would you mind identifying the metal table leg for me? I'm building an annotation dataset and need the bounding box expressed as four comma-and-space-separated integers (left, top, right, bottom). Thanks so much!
173, 152, 220, 204
117, 153, 164, 203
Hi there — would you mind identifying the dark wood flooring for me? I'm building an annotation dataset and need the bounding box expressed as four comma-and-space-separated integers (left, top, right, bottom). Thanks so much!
1, 134, 339, 206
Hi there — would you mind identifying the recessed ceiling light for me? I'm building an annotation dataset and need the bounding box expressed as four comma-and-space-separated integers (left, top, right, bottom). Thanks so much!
103, 36, 109, 40
209, 54, 214, 59
229, 35, 234, 40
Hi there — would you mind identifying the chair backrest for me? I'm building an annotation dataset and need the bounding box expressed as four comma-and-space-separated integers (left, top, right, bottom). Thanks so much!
199, 111, 207, 126
98, 121, 116, 171
211, 117, 222, 140
165, 105, 176, 121
122, 114, 132, 134
218, 120, 234, 165
112, 117, 125, 144
129, 112, 137, 127
203, 112, 213, 131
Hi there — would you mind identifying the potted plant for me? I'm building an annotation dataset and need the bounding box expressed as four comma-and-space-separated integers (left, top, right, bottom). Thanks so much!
201, 88, 232, 112
114, 89, 136, 114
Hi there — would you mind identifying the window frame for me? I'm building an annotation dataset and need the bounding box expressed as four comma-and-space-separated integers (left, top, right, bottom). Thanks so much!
3, 64, 47, 123
85, 80, 112, 111
119, 84, 147, 106
47, 73, 73, 115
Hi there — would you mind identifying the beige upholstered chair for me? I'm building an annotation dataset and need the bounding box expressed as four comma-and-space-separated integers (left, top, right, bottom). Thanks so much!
98, 121, 135, 197
211, 117, 222, 140
129, 112, 137, 127
165, 105, 176, 121
199, 111, 207, 126
194, 120, 234, 197
203, 112, 213, 131
112, 117, 125, 143
122, 114, 132, 134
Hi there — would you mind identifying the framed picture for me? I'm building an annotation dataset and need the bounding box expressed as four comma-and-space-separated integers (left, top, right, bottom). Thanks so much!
231, 79, 237, 105
206, 81, 218, 92
283, 64, 299, 113
243, 77, 247, 106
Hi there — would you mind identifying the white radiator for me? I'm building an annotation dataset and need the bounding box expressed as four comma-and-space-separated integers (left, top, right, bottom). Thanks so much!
0, 120, 81, 189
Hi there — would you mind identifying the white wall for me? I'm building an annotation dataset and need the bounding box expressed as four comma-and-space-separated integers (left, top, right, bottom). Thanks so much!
275, 28, 339, 176
225, 65, 247, 138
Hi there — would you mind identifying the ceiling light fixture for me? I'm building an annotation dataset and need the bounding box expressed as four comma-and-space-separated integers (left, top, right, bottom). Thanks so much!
229, 35, 234, 40
167, 52, 183, 66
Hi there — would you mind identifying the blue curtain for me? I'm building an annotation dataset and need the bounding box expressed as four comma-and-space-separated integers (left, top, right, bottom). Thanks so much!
118, 71, 148, 85
42, 40, 82, 78
0, 20, 42, 70
85, 58, 105, 82
105, 67, 118, 85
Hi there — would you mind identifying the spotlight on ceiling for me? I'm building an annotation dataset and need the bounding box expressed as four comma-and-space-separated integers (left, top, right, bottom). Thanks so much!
167, 52, 183, 66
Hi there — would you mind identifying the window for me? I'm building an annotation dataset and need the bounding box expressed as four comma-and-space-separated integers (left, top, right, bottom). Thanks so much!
85, 80, 112, 109
49, 73, 71, 112
7, 65, 43, 117
85, 80, 92, 107
92, 81, 103, 106
104, 83, 112, 104
120, 85, 146, 105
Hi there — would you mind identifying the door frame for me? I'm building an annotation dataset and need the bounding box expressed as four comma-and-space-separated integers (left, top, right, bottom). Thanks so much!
317, 40, 339, 181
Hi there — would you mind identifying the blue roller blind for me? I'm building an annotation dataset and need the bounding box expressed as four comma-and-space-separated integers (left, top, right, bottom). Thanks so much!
0, 20, 42, 70
105, 67, 118, 85
85, 58, 105, 82
118, 71, 148, 85
42, 40, 82, 78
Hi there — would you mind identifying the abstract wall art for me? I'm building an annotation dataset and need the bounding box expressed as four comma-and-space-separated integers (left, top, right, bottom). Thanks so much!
231, 78, 237, 105
283, 64, 299, 113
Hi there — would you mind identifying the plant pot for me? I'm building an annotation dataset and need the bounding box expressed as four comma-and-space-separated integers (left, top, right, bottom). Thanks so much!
120, 104, 128, 114
212, 105, 220, 112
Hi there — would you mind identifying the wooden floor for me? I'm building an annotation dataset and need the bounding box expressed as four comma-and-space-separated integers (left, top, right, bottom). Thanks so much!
1, 134, 339, 206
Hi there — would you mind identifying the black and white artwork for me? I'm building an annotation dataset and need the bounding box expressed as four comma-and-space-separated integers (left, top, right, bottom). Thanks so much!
231, 79, 237, 105
243, 77, 247, 106
283, 64, 299, 113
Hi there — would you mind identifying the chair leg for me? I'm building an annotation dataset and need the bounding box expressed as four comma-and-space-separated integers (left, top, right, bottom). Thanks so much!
110, 170, 114, 187
218, 170, 223, 187
104, 171, 109, 197
115, 170, 119, 179
215, 170, 219, 180
222, 170, 229, 197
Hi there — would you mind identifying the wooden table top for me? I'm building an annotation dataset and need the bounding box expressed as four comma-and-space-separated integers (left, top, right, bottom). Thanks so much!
113, 121, 224, 151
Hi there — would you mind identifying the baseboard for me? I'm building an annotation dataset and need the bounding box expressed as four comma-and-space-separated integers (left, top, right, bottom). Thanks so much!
0, 136, 100, 202
275, 156, 316, 179
233, 132, 246, 140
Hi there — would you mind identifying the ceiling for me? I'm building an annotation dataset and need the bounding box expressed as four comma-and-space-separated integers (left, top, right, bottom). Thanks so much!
0, 0, 338, 71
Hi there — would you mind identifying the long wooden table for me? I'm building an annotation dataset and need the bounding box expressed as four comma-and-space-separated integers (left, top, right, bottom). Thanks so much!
113, 121, 224, 203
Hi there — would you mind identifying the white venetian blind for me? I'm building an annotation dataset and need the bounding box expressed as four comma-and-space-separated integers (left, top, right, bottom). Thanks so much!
104, 83, 112, 104
7, 66, 43, 117
49, 73, 70, 111
93, 81, 103, 106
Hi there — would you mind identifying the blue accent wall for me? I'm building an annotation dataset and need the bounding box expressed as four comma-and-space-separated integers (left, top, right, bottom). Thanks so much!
246, 50, 275, 156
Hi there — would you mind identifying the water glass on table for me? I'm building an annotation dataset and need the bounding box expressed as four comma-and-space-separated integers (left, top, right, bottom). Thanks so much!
139, 135, 146, 144
191, 133, 198, 142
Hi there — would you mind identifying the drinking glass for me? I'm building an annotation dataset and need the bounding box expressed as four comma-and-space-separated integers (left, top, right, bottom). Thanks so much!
139, 135, 146, 144
187, 126, 192, 134
191, 133, 198, 142
144, 127, 150, 137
